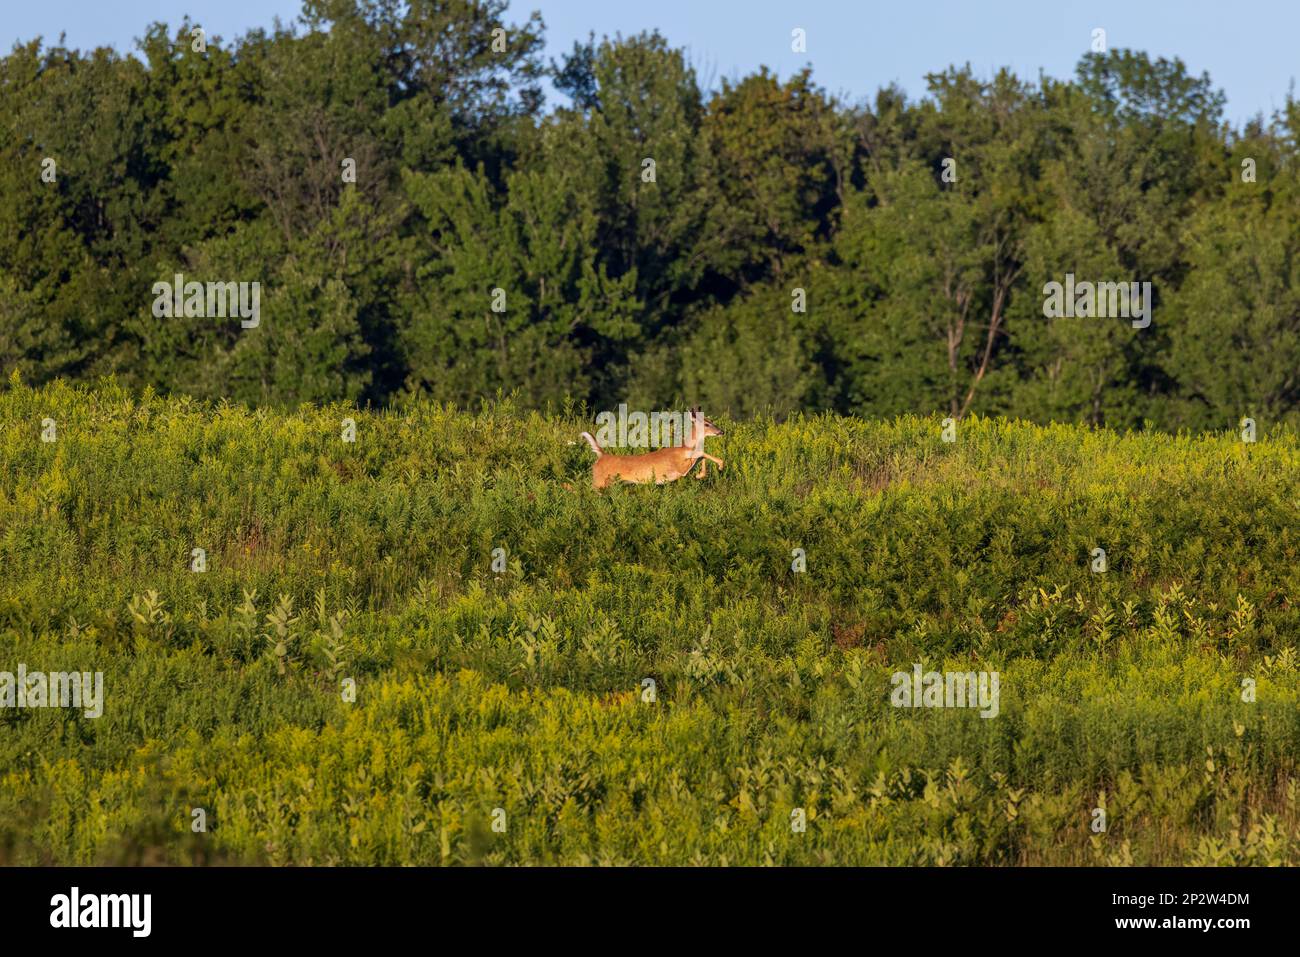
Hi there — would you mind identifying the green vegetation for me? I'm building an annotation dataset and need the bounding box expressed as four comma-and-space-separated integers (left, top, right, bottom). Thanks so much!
2, 377, 1297, 865
4, 0, 1295, 873
2, 2, 1299, 432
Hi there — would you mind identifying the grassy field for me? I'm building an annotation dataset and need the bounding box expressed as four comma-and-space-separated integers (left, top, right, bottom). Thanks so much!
1, 373, 1298, 865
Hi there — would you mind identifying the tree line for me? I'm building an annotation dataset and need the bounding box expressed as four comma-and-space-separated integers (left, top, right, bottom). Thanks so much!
2, 0, 1297, 432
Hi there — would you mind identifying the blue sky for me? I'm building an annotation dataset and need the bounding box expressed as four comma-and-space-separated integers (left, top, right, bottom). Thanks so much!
3, 1, 1295, 126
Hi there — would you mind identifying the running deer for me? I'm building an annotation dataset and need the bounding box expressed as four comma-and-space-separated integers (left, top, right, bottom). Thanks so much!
579, 407, 724, 489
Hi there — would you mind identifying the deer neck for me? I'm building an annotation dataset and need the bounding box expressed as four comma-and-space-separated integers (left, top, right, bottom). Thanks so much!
685, 427, 706, 459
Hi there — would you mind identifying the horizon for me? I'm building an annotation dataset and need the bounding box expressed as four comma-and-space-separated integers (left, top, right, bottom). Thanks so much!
1, 0, 1295, 127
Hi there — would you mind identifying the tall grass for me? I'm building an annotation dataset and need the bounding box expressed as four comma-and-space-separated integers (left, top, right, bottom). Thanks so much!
1, 374, 1297, 864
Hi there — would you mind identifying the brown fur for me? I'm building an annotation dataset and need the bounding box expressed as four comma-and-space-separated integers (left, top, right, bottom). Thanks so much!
580, 407, 724, 489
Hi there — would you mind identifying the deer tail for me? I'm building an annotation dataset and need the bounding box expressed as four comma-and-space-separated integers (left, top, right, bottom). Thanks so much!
579, 431, 603, 457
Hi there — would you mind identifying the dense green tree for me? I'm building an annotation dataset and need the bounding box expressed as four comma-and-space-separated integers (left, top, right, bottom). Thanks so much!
698, 68, 847, 286
1165, 186, 1300, 431
400, 151, 639, 405
2, 2, 1297, 434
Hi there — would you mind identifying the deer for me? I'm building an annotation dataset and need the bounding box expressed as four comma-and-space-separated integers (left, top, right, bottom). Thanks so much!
579, 407, 724, 489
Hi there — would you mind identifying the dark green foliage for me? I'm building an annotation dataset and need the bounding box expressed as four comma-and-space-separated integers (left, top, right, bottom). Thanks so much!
3, 3, 1297, 430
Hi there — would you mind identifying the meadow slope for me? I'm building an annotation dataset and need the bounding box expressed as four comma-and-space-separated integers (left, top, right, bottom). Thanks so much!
1, 375, 1298, 865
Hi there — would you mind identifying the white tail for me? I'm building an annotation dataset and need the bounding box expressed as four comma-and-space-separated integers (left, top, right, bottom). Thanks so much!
579, 431, 603, 456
